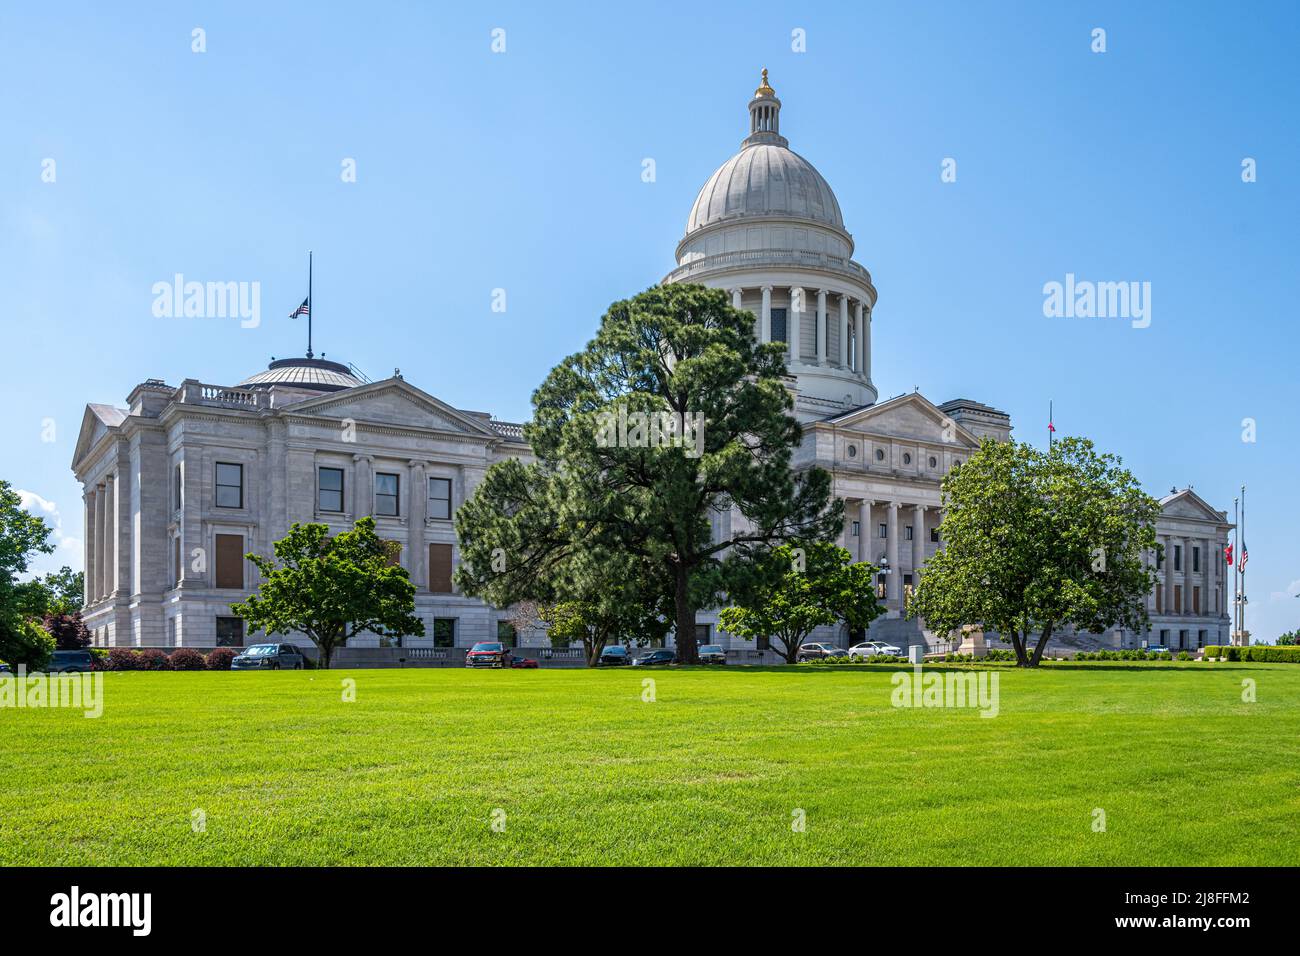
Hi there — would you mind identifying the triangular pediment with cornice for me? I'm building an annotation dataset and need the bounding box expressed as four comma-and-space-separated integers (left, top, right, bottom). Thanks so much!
72, 404, 127, 473
1160, 489, 1227, 523
820, 393, 982, 449
285, 378, 498, 437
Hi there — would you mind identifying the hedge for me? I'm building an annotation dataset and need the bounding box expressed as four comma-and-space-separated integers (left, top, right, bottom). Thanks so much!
1204, 645, 1300, 663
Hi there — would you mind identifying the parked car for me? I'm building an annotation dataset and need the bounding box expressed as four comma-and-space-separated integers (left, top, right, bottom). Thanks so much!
465, 641, 509, 668
597, 646, 632, 667
632, 649, 677, 667
231, 643, 306, 670
698, 644, 727, 665
508, 653, 538, 669
1144, 645, 1170, 655
44, 649, 95, 673
848, 640, 902, 660
0, 660, 10, 674
796, 642, 848, 662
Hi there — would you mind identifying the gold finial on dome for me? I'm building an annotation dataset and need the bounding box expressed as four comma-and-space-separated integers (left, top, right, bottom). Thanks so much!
755, 67, 775, 97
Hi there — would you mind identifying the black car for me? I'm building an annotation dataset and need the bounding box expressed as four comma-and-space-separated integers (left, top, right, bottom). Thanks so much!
48, 650, 94, 673
231, 643, 306, 670
597, 646, 632, 667
632, 649, 677, 667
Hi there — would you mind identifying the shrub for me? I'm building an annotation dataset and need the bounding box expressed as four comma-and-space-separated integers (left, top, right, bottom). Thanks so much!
0, 616, 55, 671
1243, 645, 1300, 663
105, 648, 140, 671
42, 612, 91, 650
1225, 646, 1241, 661
205, 647, 236, 670
136, 648, 171, 671
169, 647, 206, 671
1177, 650, 1191, 661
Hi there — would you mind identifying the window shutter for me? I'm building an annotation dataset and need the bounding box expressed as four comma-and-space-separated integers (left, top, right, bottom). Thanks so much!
215, 534, 245, 589
428, 543, 453, 593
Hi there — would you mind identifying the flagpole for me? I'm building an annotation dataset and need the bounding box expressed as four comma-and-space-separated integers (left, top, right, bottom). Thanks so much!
1240, 483, 1247, 645
307, 251, 313, 359
1048, 400, 1054, 449
1232, 495, 1239, 645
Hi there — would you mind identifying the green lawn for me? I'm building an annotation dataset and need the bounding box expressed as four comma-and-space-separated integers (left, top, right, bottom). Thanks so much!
2, 662, 1297, 865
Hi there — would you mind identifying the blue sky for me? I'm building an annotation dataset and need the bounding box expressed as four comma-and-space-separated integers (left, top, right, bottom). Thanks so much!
2, 1, 1296, 639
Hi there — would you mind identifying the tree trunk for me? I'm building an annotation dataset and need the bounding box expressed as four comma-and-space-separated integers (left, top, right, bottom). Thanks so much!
1010, 630, 1029, 667
673, 563, 698, 664
1029, 622, 1055, 667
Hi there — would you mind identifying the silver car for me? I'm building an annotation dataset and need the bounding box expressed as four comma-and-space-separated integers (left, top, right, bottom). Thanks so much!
849, 640, 902, 660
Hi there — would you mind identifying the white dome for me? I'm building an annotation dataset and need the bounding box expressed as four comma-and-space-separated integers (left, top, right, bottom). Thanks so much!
685, 143, 844, 236
238, 357, 363, 392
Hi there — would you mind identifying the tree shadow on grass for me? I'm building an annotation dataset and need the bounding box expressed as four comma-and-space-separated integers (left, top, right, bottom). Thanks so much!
662, 662, 1286, 676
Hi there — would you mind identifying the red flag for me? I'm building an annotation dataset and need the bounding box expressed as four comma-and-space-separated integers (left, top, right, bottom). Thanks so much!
1224, 543, 1233, 568
1048, 421, 1056, 433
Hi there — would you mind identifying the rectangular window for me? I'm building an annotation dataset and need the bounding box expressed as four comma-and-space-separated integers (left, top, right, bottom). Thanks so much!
428, 543, 453, 593
930, 527, 940, 543
167, 617, 177, 648
905, 525, 914, 541
428, 477, 452, 520
1173, 545, 1182, 572
1174, 584, 1182, 612
432, 618, 455, 648
1156, 588, 1163, 614
770, 307, 788, 342
878, 523, 887, 539
375, 472, 400, 516
318, 467, 344, 512
694, 624, 712, 646
215, 616, 244, 647
496, 621, 516, 642
1157, 549, 1164, 570
1193, 586, 1200, 615
215, 462, 243, 509
757, 635, 770, 652
174, 464, 182, 512
173, 537, 181, 587
384, 541, 402, 567
851, 520, 860, 537
215, 533, 245, 589
1192, 546, 1200, 573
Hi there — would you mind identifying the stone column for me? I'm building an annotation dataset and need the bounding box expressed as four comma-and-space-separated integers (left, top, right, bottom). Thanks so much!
816, 289, 828, 364
105, 474, 117, 597
858, 500, 870, 563
1145, 547, 1157, 615
863, 307, 872, 383
94, 481, 107, 599
84, 489, 96, 606
854, 300, 864, 374
839, 294, 850, 367
911, 504, 925, 578
760, 286, 772, 343
886, 501, 900, 613
1202, 536, 1212, 617
1162, 535, 1174, 616
730, 287, 742, 310
789, 287, 802, 364
1182, 536, 1193, 614
408, 460, 427, 587
353, 454, 373, 518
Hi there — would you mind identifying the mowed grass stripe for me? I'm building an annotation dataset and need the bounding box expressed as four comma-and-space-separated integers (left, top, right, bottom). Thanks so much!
1, 663, 1296, 865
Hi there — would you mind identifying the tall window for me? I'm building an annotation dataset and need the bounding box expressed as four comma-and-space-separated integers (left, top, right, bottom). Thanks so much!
173, 463, 182, 512
770, 307, 787, 342
215, 462, 243, 508
1173, 544, 1182, 572
1192, 546, 1200, 573
215, 534, 245, 589
318, 467, 344, 512
905, 525, 914, 541
428, 543, 453, 592
497, 621, 516, 642
432, 618, 455, 648
851, 520, 860, 537
215, 616, 244, 647
930, 527, 940, 543
878, 523, 887, 539
428, 477, 452, 520
375, 472, 400, 516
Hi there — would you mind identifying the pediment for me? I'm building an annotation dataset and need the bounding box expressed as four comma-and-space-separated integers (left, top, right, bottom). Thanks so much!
72, 404, 126, 473
285, 378, 496, 436
1160, 489, 1225, 523
825, 394, 981, 448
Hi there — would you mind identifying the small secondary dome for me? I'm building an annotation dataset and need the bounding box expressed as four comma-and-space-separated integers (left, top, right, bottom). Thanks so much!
238, 357, 363, 392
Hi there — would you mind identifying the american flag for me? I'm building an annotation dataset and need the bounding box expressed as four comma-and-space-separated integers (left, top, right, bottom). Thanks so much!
1240, 541, 1248, 569
289, 297, 310, 319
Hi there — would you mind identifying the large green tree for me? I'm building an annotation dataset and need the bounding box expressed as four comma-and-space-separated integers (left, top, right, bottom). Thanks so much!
909, 436, 1160, 667
233, 517, 423, 668
455, 284, 842, 663
15, 566, 84, 618
0, 480, 56, 669
719, 541, 883, 663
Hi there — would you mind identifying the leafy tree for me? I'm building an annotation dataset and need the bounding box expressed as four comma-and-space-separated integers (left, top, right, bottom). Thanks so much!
909, 436, 1160, 667
719, 541, 883, 663
455, 284, 842, 663
15, 567, 84, 618
233, 517, 422, 668
0, 616, 54, 671
43, 612, 91, 650
1277, 630, 1298, 646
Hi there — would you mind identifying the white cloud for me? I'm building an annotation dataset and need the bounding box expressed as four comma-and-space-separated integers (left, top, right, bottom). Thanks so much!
15, 489, 83, 573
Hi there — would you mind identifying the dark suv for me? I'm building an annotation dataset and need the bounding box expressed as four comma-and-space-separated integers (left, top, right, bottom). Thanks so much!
597, 646, 632, 667
632, 649, 677, 667
231, 643, 306, 670
48, 650, 94, 673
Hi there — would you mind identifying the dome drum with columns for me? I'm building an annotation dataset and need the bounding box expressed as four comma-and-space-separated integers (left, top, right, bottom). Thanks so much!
665, 69, 878, 416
